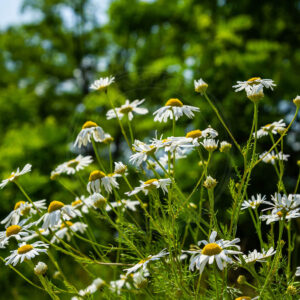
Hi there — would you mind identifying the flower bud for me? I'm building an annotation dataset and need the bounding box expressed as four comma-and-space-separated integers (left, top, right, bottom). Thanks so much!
203, 176, 217, 189
293, 95, 300, 108
194, 78, 208, 94
237, 275, 246, 285
220, 141, 232, 153
34, 262, 48, 276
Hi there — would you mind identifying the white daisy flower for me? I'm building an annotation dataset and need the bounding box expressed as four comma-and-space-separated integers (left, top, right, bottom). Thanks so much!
262, 193, 300, 213
106, 199, 140, 212
87, 170, 121, 194
194, 78, 208, 94
5, 241, 49, 266
296, 266, 300, 276
1, 199, 47, 228
90, 76, 115, 91
0, 219, 35, 248
0, 164, 32, 189
22, 228, 50, 242
255, 119, 286, 139
52, 155, 93, 175
241, 194, 267, 210
201, 138, 219, 152
132, 269, 149, 289
187, 231, 241, 274
87, 193, 107, 209
100, 133, 114, 144
233, 77, 276, 92
260, 208, 300, 224
74, 121, 106, 148
39, 201, 82, 229
50, 221, 88, 243
124, 249, 169, 276
259, 151, 289, 165
106, 99, 148, 121
76, 278, 105, 298
246, 84, 264, 103
150, 136, 192, 154
219, 141, 232, 152
114, 162, 128, 175
238, 247, 276, 264
70, 196, 95, 214
153, 98, 199, 123
110, 275, 131, 295
126, 178, 171, 196
130, 140, 157, 166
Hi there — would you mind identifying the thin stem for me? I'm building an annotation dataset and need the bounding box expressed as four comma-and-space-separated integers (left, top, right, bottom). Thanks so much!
91, 139, 106, 172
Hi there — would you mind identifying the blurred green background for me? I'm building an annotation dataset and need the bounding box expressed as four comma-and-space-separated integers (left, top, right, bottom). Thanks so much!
1, 0, 300, 298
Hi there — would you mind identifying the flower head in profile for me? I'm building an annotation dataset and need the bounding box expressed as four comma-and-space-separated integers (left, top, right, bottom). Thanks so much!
90, 76, 115, 91
51, 221, 88, 243
34, 261, 48, 275
187, 231, 241, 273
114, 162, 128, 175
106, 99, 148, 121
262, 193, 300, 213
74, 121, 106, 148
124, 249, 169, 276
106, 199, 140, 212
38, 201, 82, 229
1, 199, 47, 228
87, 170, 121, 194
153, 98, 199, 123
220, 141, 232, 153
72, 278, 105, 299
233, 77, 276, 92
194, 78, 208, 94
260, 208, 300, 224
255, 119, 286, 139
52, 155, 93, 175
293, 95, 300, 108
201, 139, 219, 152
246, 84, 264, 103
129, 140, 157, 166
237, 247, 276, 264
175, 128, 218, 147
241, 194, 267, 210
126, 178, 171, 196
0, 164, 32, 189
259, 151, 289, 165
5, 241, 49, 266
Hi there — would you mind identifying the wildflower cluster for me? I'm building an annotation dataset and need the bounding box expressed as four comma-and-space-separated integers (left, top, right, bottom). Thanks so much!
1, 75, 300, 299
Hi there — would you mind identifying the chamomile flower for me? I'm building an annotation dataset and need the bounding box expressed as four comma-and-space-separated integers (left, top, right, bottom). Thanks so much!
51, 221, 88, 243
52, 155, 93, 175
106, 199, 140, 212
22, 228, 50, 242
87, 193, 107, 209
187, 231, 241, 273
237, 248, 276, 264
0, 220, 35, 248
153, 98, 199, 123
1, 199, 47, 228
34, 261, 48, 275
194, 78, 208, 94
106, 99, 148, 121
39, 201, 82, 229
130, 140, 157, 166
246, 84, 264, 103
150, 136, 191, 154
201, 139, 219, 152
233, 77, 276, 92
76, 278, 105, 298
262, 193, 300, 213
87, 170, 121, 194
241, 194, 267, 210
259, 151, 289, 165
260, 208, 300, 224
5, 241, 49, 266
114, 162, 128, 175
126, 178, 171, 196
124, 249, 169, 276
0, 164, 32, 189
296, 267, 300, 276
220, 141, 232, 152
74, 121, 106, 148
175, 128, 218, 147
110, 275, 131, 295
90, 76, 115, 91
255, 119, 286, 139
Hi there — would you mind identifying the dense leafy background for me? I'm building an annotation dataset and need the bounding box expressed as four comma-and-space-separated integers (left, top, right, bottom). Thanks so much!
1, 0, 300, 298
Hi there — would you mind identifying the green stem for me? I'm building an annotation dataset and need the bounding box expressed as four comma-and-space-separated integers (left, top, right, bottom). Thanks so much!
91, 139, 106, 172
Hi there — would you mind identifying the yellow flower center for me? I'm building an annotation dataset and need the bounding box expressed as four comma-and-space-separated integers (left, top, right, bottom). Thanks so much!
186, 130, 202, 139
8, 173, 16, 180
14, 201, 26, 210
82, 121, 98, 129
138, 257, 150, 264
72, 199, 82, 207
202, 243, 222, 256
89, 170, 106, 181
145, 145, 156, 155
17, 244, 33, 254
119, 106, 133, 114
102, 136, 114, 144
6, 225, 22, 237
277, 211, 286, 218
67, 159, 79, 168
48, 201, 64, 213
144, 179, 158, 185
235, 297, 251, 300
247, 77, 261, 82
165, 98, 183, 107
60, 221, 73, 229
